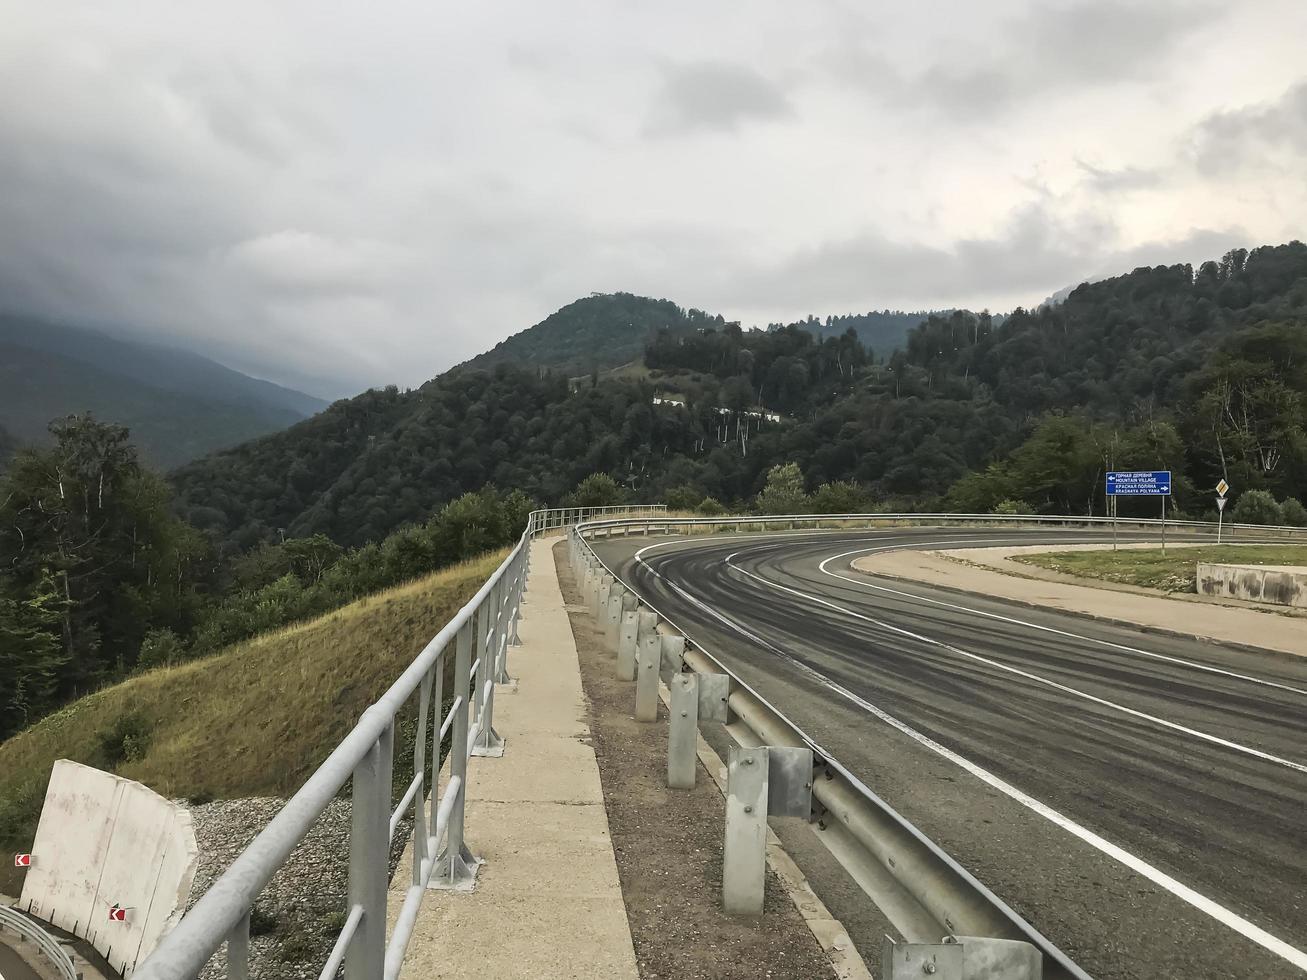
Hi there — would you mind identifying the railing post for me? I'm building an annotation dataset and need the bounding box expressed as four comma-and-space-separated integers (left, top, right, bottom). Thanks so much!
492, 578, 514, 685
473, 601, 506, 757
346, 719, 392, 979
412, 671, 432, 887
668, 673, 698, 789
432, 619, 480, 889
226, 911, 250, 980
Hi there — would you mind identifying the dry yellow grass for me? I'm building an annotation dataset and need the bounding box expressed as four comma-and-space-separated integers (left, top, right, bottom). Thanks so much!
0, 550, 505, 894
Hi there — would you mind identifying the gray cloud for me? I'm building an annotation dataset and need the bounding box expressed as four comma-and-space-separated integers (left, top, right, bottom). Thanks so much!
722, 204, 1247, 311
1190, 80, 1307, 175
645, 62, 792, 136
1075, 159, 1164, 193
0, 0, 1297, 396
832, 0, 1217, 120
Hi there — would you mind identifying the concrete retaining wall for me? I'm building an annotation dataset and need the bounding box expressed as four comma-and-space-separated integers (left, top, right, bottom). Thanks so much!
1196, 562, 1307, 608
19, 760, 197, 977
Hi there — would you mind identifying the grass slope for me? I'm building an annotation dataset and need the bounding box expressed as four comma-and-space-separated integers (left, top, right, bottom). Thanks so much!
0, 550, 504, 895
1014, 545, 1307, 593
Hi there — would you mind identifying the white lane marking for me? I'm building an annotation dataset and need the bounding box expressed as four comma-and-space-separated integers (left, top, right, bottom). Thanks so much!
815, 545, 1307, 697
724, 556, 1307, 775
630, 550, 1307, 971
640, 533, 1307, 696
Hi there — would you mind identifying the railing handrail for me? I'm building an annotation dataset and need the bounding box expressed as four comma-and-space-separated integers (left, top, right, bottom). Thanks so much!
136, 505, 657, 979
0, 904, 77, 980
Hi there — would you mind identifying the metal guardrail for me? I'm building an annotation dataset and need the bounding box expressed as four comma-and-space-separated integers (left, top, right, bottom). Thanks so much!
133, 505, 664, 980
0, 904, 78, 980
566, 509, 1303, 979
574, 510, 1307, 540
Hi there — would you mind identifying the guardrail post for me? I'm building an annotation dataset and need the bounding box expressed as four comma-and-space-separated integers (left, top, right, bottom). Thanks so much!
659, 634, 686, 684
346, 719, 392, 979
668, 673, 698, 788
618, 606, 639, 672
722, 743, 813, 916
604, 582, 626, 651
635, 627, 661, 721
433, 620, 481, 889
625, 610, 657, 682
723, 745, 769, 915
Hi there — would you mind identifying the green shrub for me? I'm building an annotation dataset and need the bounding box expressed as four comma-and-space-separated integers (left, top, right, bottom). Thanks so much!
1279, 498, 1307, 527
137, 629, 183, 670
1231, 489, 1283, 525
696, 496, 726, 516
97, 711, 153, 767
992, 499, 1035, 515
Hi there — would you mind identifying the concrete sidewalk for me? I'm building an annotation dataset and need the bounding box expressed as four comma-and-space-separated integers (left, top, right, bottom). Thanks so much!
388, 537, 638, 979
854, 547, 1306, 659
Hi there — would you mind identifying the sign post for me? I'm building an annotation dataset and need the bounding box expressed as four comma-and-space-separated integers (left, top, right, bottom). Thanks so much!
1216, 479, 1230, 544
1106, 471, 1172, 552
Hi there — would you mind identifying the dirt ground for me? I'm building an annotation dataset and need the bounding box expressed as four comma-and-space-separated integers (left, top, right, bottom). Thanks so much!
553, 540, 836, 980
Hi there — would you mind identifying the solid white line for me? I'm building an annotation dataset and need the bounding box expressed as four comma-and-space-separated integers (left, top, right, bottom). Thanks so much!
726, 557, 1307, 775
630, 549, 1307, 970
814, 545, 1307, 698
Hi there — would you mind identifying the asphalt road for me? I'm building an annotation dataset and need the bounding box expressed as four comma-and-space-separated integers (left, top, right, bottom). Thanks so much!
0, 942, 42, 980
592, 527, 1307, 980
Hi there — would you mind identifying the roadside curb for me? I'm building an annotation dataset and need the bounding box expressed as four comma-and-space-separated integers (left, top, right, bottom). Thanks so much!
850, 561, 1304, 662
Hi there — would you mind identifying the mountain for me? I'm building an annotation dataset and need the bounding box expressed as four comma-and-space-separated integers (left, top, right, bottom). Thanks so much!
173, 242, 1307, 552
0, 316, 327, 468
459, 292, 706, 375
813, 310, 942, 354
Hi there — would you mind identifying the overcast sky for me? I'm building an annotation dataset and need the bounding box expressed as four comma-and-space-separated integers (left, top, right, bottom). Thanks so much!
1, 1, 1304, 396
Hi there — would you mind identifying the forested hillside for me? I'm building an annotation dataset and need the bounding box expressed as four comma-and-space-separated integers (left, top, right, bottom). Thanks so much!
0, 316, 325, 467
5, 242, 1306, 741
175, 242, 1307, 552
459, 292, 704, 375
798, 309, 939, 353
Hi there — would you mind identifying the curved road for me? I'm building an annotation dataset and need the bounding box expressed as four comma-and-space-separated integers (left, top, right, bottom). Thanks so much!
592, 527, 1307, 980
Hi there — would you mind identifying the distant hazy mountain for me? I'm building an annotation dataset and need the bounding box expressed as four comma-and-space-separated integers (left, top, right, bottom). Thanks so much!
810, 310, 943, 355
0, 315, 327, 469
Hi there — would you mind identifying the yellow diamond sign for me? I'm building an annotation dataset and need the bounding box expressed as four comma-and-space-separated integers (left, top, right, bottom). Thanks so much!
1216, 479, 1230, 497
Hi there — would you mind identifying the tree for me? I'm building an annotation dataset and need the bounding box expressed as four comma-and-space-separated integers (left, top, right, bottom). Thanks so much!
811, 480, 870, 514
1279, 498, 1307, 527
564, 473, 626, 508
1231, 489, 1283, 525
0, 574, 68, 738
755, 463, 808, 514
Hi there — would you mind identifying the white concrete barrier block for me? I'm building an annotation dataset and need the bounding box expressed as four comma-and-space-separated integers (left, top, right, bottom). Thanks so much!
20, 759, 198, 977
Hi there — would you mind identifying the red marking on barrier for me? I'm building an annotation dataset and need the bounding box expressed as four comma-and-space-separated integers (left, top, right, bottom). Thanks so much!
13, 853, 31, 868
108, 905, 128, 922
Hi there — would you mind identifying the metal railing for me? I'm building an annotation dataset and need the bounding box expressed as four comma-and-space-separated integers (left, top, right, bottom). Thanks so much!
135, 505, 661, 980
0, 904, 77, 980
566, 509, 1307, 979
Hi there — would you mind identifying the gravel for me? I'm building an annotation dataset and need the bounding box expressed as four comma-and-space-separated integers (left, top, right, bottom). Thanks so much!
184, 797, 411, 980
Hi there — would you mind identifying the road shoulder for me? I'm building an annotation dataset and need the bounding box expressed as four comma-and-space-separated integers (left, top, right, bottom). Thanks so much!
555, 539, 850, 980
852, 547, 1306, 659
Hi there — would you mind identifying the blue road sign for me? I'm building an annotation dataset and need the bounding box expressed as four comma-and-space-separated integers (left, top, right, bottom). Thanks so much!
1106, 470, 1171, 496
